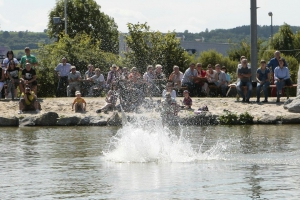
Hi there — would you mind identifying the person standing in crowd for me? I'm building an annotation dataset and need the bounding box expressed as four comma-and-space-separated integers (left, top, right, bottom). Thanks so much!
20, 62, 38, 95
274, 58, 292, 102
215, 64, 228, 97
237, 58, 252, 102
169, 65, 183, 89
54, 57, 72, 97
256, 60, 271, 103
267, 51, 287, 97
2, 51, 19, 98
6, 61, 21, 100
2, 50, 19, 70
181, 63, 197, 96
67, 66, 82, 97
20, 47, 38, 69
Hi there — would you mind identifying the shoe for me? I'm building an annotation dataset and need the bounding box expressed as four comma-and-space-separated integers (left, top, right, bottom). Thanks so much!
245, 99, 250, 103
262, 99, 268, 103
256, 99, 260, 103
18, 110, 22, 114
242, 98, 246, 102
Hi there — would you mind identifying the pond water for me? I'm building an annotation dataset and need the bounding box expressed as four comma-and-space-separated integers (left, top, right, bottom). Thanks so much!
0, 123, 300, 199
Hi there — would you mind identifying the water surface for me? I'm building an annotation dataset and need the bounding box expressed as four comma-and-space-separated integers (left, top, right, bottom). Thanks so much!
0, 125, 300, 199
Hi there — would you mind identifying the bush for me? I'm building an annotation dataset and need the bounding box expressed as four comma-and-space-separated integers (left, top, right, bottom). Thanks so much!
219, 111, 254, 125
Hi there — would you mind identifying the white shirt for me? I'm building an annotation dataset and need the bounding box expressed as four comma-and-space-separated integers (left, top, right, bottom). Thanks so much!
162, 89, 177, 100
2, 58, 19, 70
90, 74, 105, 83
55, 63, 72, 77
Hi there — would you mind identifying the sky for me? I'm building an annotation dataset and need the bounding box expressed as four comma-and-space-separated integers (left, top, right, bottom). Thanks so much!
1, 0, 300, 33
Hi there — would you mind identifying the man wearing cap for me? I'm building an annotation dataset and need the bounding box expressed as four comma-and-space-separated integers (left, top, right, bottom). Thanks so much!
18, 86, 40, 114
67, 66, 82, 97
20, 47, 38, 69
20, 62, 38, 95
55, 57, 72, 97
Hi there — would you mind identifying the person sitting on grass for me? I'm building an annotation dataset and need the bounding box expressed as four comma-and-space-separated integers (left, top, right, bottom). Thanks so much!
96, 84, 118, 113
72, 91, 86, 112
18, 86, 40, 114
182, 90, 192, 109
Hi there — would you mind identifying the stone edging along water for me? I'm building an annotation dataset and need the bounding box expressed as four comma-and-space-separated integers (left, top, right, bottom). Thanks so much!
1, 110, 300, 127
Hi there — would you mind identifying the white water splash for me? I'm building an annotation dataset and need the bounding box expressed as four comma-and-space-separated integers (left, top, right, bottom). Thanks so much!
103, 118, 228, 163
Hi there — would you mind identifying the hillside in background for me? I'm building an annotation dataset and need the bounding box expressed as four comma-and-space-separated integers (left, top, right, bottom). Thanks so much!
176, 25, 300, 43
0, 31, 52, 57
1, 25, 300, 56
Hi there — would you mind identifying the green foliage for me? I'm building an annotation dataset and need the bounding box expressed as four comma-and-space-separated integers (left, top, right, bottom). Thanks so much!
36, 33, 119, 97
47, 0, 119, 54
195, 50, 238, 81
227, 41, 250, 61
176, 25, 300, 43
0, 31, 51, 54
124, 22, 190, 75
283, 55, 299, 82
219, 110, 239, 125
272, 23, 295, 56
219, 111, 254, 125
239, 112, 254, 124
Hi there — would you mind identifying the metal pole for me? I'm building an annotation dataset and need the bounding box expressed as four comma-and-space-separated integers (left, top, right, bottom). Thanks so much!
64, 0, 67, 34
271, 15, 273, 44
250, 0, 258, 82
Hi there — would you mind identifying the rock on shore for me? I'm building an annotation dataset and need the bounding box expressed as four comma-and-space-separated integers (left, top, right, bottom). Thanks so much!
1, 97, 300, 127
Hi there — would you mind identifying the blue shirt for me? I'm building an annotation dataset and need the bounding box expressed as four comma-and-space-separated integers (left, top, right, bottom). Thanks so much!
274, 66, 290, 80
256, 68, 270, 81
267, 57, 287, 72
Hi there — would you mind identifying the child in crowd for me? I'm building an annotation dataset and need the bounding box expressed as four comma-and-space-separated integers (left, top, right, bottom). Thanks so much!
72, 91, 86, 112
162, 82, 176, 100
96, 84, 118, 113
182, 90, 192, 109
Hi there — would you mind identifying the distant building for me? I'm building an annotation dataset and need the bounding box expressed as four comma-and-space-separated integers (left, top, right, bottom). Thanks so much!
180, 41, 230, 56
118, 34, 230, 57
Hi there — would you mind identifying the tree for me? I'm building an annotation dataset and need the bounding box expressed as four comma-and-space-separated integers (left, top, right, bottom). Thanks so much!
3, 31, 10, 39
47, 0, 119, 54
37, 33, 119, 97
124, 22, 190, 76
272, 23, 295, 56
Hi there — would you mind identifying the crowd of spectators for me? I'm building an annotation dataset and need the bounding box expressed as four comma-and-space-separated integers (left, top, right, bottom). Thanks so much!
0, 47, 294, 115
